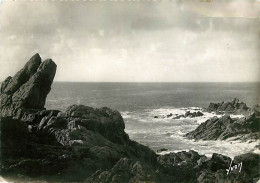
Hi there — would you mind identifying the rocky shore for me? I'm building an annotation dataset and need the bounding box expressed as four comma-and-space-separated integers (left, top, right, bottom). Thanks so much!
1, 54, 259, 183
185, 113, 260, 141
185, 99, 260, 141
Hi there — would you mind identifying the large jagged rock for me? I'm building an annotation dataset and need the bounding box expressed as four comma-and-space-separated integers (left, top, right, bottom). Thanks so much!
0, 53, 57, 118
185, 113, 260, 141
206, 98, 251, 115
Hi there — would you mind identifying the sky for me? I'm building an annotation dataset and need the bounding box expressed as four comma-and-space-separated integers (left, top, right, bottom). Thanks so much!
0, 0, 259, 82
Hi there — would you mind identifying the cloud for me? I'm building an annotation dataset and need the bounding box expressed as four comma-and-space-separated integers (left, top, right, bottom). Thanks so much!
0, 0, 259, 82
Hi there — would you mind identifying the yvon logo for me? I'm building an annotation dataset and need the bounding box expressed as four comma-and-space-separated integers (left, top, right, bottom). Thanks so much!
226, 159, 242, 175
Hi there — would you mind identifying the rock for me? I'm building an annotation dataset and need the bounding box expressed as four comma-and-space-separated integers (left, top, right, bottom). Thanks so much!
85, 158, 157, 183
208, 153, 231, 172
184, 111, 203, 118
154, 110, 204, 120
232, 153, 260, 180
185, 113, 260, 141
0, 76, 12, 94
196, 153, 260, 183
12, 59, 56, 110
166, 113, 173, 118
253, 104, 260, 117
172, 114, 185, 119
157, 150, 203, 182
0, 54, 56, 118
1, 53, 41, 95
171, 111, 204, 119
157, 148, 168, 153
197, 156, 208, 166
206, 98, 251, 115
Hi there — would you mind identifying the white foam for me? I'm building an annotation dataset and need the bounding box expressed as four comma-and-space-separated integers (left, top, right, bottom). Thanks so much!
168, 134, 260, 158
177, 130, 185, 136
0, 176, 8, 183
230, 114, 245, 119
149, 107, 186, 116
121, 111, 132, 119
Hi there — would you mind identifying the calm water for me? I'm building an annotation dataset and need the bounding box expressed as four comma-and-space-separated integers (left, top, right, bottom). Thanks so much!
46, 82, 260, 157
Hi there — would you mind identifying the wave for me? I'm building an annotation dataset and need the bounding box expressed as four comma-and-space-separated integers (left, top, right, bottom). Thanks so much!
168, 132, 260, 158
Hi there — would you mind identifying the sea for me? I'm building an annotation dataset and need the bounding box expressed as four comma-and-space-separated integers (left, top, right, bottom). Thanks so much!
46, 82, 260, 158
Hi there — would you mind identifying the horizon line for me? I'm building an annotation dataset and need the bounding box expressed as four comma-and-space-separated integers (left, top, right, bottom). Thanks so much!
51, 81, 260, 83
1, 80, 260, 83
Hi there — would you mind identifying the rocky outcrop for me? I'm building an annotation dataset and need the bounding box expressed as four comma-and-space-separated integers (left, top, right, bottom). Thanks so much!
154, 111, 203, 119
172, 111, 204, 119
185, 112, 260, 141
0, 54, 158, 182
0, 53, 57, 118
1, 54, 259, 183
206, 98, 251, 115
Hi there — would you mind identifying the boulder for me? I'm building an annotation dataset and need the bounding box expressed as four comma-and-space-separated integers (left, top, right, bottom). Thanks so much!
184, 111, 204, 118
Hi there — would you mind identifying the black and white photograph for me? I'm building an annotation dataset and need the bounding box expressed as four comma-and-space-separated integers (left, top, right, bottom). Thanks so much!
0, 0, 259, 182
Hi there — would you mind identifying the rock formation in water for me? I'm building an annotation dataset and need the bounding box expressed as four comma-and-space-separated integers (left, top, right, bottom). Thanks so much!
186, 98, 260, 141
185, 111, 260, 141
1, 54, 259, 183
154, 111, 204, 119
206, 98, 251, 115
172, 111, 204, 119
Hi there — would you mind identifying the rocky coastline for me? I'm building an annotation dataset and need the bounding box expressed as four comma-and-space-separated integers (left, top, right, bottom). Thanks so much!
0, 54, 259, 183
185, 99, 260, 141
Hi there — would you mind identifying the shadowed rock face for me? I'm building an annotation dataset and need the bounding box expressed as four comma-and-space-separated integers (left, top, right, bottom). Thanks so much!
0, 54, 57, 117
185, 112, 260, 141
186, 99, 260, 141
0, 54, 259, 183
